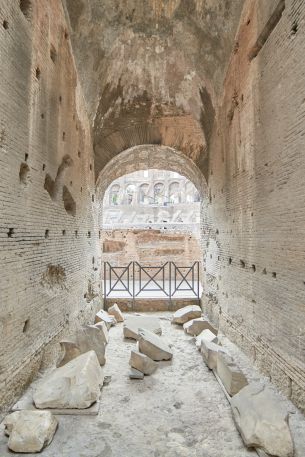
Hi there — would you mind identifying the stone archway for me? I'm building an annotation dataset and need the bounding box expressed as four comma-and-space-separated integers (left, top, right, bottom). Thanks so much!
96, 144, 208, 308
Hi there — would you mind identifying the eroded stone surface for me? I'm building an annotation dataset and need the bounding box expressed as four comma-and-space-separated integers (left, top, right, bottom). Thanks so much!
201, 341, 225, 370
95, 310, 117, 329
129, 368, 144, 380
196, 329, 218, 350
172, 305, 202, 325
93, 321, 109, 344
129, 350, 158, 375
4, 410, 58, 453
138, 328, 173, 361
2, 313, 302, 457
123, 315, 162, 340
217, 353, 248, 396
34, 351, 103, 409
231, 384, 294, 457
58, 325, 106, 366
183, 317, 217, 336
108, 303, 124, 323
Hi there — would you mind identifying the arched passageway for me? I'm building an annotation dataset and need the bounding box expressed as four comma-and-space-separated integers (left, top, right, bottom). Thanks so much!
96, 145, 207, 311
1, 0, 305, 455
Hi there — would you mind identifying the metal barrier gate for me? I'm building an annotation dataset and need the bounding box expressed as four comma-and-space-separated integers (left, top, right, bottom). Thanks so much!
103, 261, 200, 302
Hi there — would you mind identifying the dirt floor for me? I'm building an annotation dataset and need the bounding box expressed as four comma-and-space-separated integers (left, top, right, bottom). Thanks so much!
1, 312, 305, 457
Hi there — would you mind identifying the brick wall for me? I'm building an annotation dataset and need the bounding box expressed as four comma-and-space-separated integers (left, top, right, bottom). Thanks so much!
0, 0, 100, 413
203, 0, 305, 412
101, 228, 201, 277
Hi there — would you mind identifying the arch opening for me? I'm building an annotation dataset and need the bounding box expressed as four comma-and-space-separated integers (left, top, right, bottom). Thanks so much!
96, 144, 208, 311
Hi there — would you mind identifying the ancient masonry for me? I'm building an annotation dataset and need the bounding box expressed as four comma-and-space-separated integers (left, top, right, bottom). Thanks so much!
0, 0, 305, 443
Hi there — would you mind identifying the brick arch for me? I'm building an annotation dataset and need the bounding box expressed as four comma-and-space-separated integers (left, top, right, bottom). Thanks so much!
95, 144, 207, 203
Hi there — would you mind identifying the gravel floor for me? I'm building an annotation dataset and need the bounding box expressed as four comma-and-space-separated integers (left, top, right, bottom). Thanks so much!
0, 312, 304, 457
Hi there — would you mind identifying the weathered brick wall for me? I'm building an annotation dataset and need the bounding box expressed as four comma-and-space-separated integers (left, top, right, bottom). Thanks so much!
0, 0, 100, 413
204, 0, 305, 412
101, 229, 201, 277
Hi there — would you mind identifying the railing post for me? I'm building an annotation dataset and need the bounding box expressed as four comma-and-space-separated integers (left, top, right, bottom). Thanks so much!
132, 261, 135, 310
169, 261, 172, 311
197, 261, 200, 303
103, 262, 106, 308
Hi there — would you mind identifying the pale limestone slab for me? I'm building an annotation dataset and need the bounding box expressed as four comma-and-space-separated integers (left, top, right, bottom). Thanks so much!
216, 352, 248, 396
123, 315, 162, 340
95, 310, 117, 329
11, 384, 101, 416
201, 340, 224, 370
108, 303, 124, 322
183, 317, 217, 336
93, 321, 109, 344
138, 328, 173, 361
4, 410, 58, 453
33, 351, 103, 410
129, 368, 144, 379
196, 329, 218, 350
58, 325, 106, 367
129, 350, 158, 375
172, 305, 202, 325
231, 384, 294, 457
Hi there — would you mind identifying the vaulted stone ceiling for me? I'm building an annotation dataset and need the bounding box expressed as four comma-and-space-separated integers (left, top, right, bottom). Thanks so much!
63, 0, 245, 177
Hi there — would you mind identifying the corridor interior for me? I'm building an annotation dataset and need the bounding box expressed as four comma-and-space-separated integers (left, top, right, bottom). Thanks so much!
0, 0, 305, 456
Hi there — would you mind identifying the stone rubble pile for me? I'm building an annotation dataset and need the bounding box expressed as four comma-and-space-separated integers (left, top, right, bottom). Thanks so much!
2, 304, 126, 453
173, 305, 294, 457
125, 315, 173, 379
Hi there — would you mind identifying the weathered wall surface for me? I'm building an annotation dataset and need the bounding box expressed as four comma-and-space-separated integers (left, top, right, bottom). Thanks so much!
102, 229, 201, 273
204, 0, 305, 412
0, 0, 100, 413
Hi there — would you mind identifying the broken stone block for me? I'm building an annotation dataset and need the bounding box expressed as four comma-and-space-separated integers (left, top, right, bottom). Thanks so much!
108, 303, 124, 322
138, 328, 173, 361
216, 352, 248, 396
201, 340, 225, 370
172, 305, 202, 325
34, 351, 103, 409
58, 325, 106, 367
129, 368, 144, 380
4, 410, 58, 453
183, 317, 217, 336
93, 321, 109, 344
196, 329, 218, 350
95, 309, 116, 329
129, 350, 158, 375
123, 315, 162, 340
231, 384, 294, 457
